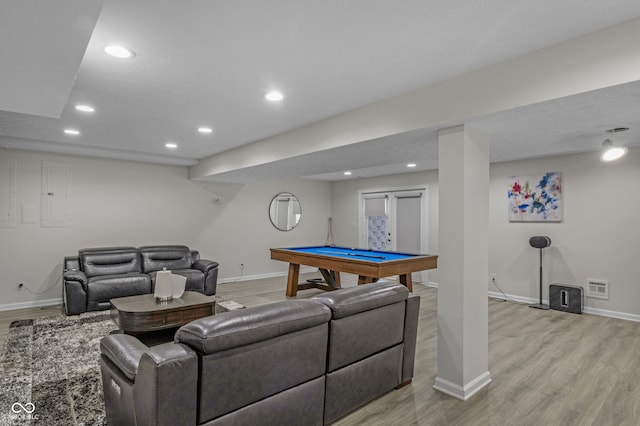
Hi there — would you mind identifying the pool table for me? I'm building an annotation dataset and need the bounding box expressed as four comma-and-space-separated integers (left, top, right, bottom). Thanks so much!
270, 245, 438, 296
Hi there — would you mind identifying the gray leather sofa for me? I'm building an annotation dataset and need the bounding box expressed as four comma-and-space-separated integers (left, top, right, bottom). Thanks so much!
63, 245, 219, 315
99, 281, 419, 425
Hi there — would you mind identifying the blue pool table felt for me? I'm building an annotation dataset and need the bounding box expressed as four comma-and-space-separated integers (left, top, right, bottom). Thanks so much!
286, 246, 416, 262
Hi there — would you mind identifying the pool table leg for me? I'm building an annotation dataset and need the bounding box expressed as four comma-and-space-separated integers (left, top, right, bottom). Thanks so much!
319, 269, 341, 289
399, 274, 413, 292
332, 270, 341, 288
286, 263, 300, 297
358, 276, 377, 285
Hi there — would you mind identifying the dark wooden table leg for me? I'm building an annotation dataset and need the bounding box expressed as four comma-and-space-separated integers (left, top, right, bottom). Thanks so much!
319, 268, 341, 290
332, 270, 341, 288
286, 263, 300, 297
358, 275, 377, 285
399, 274, 413, 292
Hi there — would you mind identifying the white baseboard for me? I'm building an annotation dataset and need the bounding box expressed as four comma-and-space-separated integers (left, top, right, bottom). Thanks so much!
0, 297, 62, 312
433, 371, 491, 400
487, 290, 640, 322
487, 290, 538, 305
582, 306, 640, 322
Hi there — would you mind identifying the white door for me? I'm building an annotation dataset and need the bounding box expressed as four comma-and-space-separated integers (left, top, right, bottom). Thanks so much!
359, 187, 429, 284
363, 193, 390, 250
394, 191, 423, 253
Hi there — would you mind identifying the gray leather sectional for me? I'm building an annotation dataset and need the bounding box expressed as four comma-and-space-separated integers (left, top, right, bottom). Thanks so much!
99, 281, 420, 425
63, 245, 219, 315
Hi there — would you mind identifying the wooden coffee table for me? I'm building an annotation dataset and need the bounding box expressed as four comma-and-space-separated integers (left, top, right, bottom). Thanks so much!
110, 291, 215, 334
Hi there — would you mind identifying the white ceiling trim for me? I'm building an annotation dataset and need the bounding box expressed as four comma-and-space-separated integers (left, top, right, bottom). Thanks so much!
0, 136, 197, 167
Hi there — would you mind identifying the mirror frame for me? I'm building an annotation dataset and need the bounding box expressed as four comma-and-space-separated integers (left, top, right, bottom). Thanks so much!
269, 192, 302, 231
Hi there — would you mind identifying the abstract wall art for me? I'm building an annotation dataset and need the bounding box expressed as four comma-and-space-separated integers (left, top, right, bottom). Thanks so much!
508, 172, 562, 222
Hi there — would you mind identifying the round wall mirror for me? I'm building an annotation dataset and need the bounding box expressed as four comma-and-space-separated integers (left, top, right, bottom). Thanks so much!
269, 192, 301, 231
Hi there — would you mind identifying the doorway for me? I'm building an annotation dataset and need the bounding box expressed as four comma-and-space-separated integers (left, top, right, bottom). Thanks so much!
358, 186, 429, 283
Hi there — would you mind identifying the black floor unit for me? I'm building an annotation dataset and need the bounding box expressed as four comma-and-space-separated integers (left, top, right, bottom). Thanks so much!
549, 284, 584, 314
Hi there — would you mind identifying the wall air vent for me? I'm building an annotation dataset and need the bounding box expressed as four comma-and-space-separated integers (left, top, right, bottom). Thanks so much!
586, 279, 609, 300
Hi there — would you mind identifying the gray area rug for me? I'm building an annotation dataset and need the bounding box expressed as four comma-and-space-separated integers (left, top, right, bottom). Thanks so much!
0, 298, 241, 425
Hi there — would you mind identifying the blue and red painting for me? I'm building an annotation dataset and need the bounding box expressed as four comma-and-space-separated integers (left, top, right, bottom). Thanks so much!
508, 172, 562, 222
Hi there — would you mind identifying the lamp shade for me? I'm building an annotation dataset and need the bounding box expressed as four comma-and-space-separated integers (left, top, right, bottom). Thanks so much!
172, 274, 186, 298
154, 268, 173, 301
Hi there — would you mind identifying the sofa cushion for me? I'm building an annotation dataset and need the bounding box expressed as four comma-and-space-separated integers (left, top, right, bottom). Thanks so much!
176, 299, 331, 354
324, 345, 403, 424
80, 247, 142, 278
140, 245, 193, 273
176, 300, 331, 423
207, 376, 325, 426
86, 273, 151, 307
148, 269, 205, 293
311, 281, 408, 319
325, 302, 405, 372
197, 324, 328, 423
312, 282, 408, 372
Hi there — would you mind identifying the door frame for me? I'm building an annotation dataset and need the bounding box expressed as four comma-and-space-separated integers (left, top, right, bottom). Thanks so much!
358, 184, 430, 283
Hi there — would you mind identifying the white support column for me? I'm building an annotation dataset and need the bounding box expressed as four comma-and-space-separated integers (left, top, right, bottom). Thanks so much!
434, 125, 491, 400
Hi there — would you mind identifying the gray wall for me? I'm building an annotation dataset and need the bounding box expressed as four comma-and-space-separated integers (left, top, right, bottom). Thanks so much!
330, 147, 640, 319
3, 146, 639, 319
0, 149, 330, 309
489, 148, 640, 318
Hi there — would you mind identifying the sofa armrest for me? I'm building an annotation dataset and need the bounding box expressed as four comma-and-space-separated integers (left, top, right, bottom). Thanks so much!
100, 334, 150, 381
100, 335, 198, 426
63, 269, 87, 286
192, 259, 219, 273
400, 293, 421, 386
63, 269, 88, 315
134, 343, 198, 426
192, 259, 219, 295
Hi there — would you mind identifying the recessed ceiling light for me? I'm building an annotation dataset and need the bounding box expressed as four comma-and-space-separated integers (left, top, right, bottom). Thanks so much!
165, 143, 178, 149
407, 163, 417, 168
343, 171, 352, 176
64, 129, 80, 135
265, 91, 284, 101
75, 104, 95, 113
104, 45, 135, 58
198, 127, 213, 134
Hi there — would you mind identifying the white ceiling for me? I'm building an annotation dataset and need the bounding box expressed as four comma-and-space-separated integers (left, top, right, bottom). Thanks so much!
1, 1, 639, 182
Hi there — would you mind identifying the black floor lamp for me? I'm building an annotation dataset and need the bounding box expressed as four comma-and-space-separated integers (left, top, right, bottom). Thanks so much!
529, 236, 551, 310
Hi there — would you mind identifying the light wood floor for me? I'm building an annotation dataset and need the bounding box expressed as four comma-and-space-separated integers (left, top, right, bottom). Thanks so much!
2, 274, 640, 425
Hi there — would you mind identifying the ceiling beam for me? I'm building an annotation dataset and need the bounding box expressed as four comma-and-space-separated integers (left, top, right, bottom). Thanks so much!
190, 18, 640, 181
